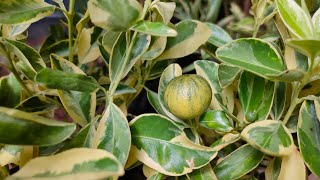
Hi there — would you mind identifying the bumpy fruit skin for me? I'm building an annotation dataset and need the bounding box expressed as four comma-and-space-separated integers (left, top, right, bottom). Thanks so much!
164, 74, 212, 120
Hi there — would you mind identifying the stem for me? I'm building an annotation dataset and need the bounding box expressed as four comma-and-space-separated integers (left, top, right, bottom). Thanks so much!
252, 20, 260, 38
189, 119, 201, 144
109, 31, 138, 97
283, 56, 315, 124
67, 0, 75, 63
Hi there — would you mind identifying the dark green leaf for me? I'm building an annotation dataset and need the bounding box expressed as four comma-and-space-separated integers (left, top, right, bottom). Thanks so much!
213, 144, 264, 180
0, 107, 75, 146
35, 68, 100, 93
199, 110, 233, 132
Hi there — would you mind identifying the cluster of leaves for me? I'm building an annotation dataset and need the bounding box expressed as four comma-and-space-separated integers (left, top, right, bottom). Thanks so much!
0, 0, 319, 179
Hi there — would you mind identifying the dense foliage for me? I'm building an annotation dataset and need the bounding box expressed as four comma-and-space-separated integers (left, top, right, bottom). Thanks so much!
0, 0, 320, 179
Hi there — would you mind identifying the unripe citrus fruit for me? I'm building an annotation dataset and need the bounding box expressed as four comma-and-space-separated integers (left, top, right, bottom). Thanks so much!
164, 74, 212, 120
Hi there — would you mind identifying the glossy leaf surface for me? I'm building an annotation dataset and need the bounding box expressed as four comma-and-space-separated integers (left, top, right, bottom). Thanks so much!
241, 120, 294, 156
130, 114, 217, 176
7, 148, 124, 180
213, 144, 264, 180
298, 100, 320, 177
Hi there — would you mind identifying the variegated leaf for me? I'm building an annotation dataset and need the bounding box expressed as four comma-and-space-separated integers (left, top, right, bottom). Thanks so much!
271, 82, 287, 120
239, 71, 275, 122
151, 2, 176, 24
101, 31, 121, 54
210, 132, 241, 151
218, 64, 241, 88
93, 103, 131, 166
77, 27, 102, 65
184, 164, 217, 180
156, 20, 211, 60
0, 145, 22, 166
206, 23, 232, 47
35, 68, 100, 93
0, 74, 21, 108
158, 63, 187, 125
131, 21, 177, 37
298, 100, 320, 177
265, 157, 281, 180
88, 0, 142, 31
130, 114, 217, 176
0, 107, 75, 146
51, 54, 97, 126
216, 38, 303, 82
59, 121, 96, 152
287, 39, 320, 59
241, 120, 294, 156
278, 147, 306, 180
146, 88, 166, 116
194, 60, 222, 110
142, 36, 167, 60
109, 32, 151, 81
7, 148, 124, 180
0, 0, 55, 25
313, 8, 320, 39
40, 39, 69, 61
213, 144, 264, 180
276, 0, 313, 39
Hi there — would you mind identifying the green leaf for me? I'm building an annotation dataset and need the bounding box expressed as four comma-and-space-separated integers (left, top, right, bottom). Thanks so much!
2, 24, 30, 38
130, 114, 217, 176
131, 21, 177, 37
88, 0, 142, 31
199, 110, 233, 132
146, 88, 166, 116
142, 36, 167, 60
156, 20, 211, 60
0, 145, 22, 166
265, 157, 281, 180
0, 74, 21, 108
210, 132, 241, 151
213, 144, 264, 180
216, 38, 288, 80
218, 64, 241, 88
287, 39, 320, 59
276, 0, 313, 38
185, 164, 218, 180
239, 71, 275, 122
313, 8, 320, 38
194, 60, 226, 111
241, 120, 294, 156
51, 55, 97, 125
109, 32, 151, 81
77, 27, 102, 65
101, 30, 121, 54
0, 107, 75, 146
297, 100, 320, 177
59, 121, 96, 152
102, 84, 137, 96
35, 68, 100, 93
0, 0, 55, 25
7, 148, 124, 180
40, 39, 69, 61
15, 95, 56, 112
271, 82, 287, 120
93, 103, 131, 166
206, 23, 232, 47
4, 39, 46, 72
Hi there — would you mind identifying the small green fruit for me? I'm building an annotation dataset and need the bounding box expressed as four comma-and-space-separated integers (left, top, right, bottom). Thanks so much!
164, 74, 212, 120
